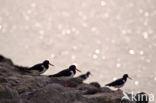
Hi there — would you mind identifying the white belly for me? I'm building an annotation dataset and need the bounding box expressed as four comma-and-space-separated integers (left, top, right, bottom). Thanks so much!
40, 66, 47, 74
69, 71, 74, 77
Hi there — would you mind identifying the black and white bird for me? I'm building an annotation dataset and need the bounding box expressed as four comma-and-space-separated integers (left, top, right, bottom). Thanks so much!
77, 72, 91, 81
26, 60, 54, 75
49, 65, 81, 78
105, 74, 132, 89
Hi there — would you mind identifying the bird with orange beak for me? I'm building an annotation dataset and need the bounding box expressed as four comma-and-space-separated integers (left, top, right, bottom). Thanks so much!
49, 65, 81, 78
28, 60, 54, 75
105, 74, 132, 90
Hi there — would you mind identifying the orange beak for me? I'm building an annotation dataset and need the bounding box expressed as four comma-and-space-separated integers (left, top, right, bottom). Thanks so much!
128, 77, 132, 80
76, 68, 81, 73
49, 63, 55, 66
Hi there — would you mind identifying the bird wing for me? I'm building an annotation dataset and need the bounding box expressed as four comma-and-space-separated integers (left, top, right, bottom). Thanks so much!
79, 74, 87, 80
51, 69, 71, 77
106, 78, 124, 86
29, 64, 43, 71
15, 65, 29, 71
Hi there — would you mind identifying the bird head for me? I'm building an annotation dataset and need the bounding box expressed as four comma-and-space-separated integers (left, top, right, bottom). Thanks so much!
69, 65, 81, 73
43, 60, 54, 68
86, 72, 91, 76
123, 74, 132, 80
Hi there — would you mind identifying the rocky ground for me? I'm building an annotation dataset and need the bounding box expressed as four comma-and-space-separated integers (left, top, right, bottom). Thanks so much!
0, 55, 148, 103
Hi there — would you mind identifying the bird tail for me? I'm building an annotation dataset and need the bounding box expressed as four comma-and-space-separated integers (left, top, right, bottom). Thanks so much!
15, 65, 31, 73
48, 74, 58, 77
105, 84, 110, 86
48, 75, 53, 77
77, 72, 90, 81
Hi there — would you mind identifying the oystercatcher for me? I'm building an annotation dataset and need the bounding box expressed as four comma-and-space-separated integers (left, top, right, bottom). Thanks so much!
28, 60, 54, 75
78, 71, 91, 81
49, 65, 81, 78
105, 74, 132, 89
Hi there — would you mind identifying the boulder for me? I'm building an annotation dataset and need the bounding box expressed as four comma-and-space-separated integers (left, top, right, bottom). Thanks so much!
0, 54, 140, 103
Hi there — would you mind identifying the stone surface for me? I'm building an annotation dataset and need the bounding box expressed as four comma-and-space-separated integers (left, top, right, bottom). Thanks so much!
0, 55, 139, 103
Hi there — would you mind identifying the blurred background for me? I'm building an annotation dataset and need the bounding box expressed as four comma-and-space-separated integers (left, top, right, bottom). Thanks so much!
0, 0, 156, 98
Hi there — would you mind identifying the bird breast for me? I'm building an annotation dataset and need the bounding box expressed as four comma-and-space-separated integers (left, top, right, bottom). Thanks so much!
70, 71, 75, 77
40, 65, 47, 74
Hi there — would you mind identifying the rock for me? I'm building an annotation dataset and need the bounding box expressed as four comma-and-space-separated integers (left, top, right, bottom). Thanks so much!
89, 82, 101, 88
0, 86, 22, 103
49, 77, 83, 87
100, 87, 114, 93
0, 54, 144, 103
0, 77, 8, 83
0, 55, 13, 65
83, 90, 133, 103
14, 75, 50, 94
25, 83, 92, 103
77, 83, 100, 95
26, 84, 75, 103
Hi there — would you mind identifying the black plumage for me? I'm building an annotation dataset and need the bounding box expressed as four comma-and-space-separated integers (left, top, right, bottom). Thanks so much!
18, 60, 54, 75
29, 60, 49, 71
106, 74, 132, 89
49, 65, 81, 78
78, 72, 91, 81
